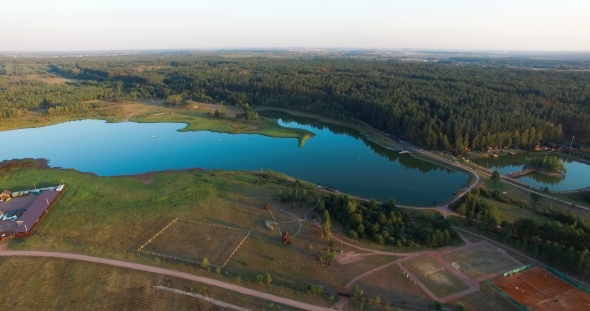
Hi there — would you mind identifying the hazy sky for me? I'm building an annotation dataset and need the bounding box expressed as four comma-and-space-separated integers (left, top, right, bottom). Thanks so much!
1, 0, 588, 51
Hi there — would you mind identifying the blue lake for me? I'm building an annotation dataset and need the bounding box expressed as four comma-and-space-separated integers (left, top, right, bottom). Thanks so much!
473, 153, 590, 191
0, 112, 469, 206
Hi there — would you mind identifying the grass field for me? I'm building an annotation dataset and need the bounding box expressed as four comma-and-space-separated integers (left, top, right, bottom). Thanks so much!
448, 282, 519, 311
0, 257, 278, 311
142, 219, 249, 266
1, 162, 412, 307
443, 244, 518, 279
484, 177, 590, 219
267, 208, 304, 238
402, 255, 470, 298
354, 264, 433, 309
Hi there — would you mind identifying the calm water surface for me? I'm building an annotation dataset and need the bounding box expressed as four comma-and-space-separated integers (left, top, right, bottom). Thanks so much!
473, 153, 590, 191
0, 112, 468, 206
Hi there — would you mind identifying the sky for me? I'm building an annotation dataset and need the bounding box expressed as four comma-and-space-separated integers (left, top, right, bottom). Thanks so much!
1, 0, 589, 51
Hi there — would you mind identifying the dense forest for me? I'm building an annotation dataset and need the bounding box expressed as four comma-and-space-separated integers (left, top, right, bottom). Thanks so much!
317, 194, 459, 248
2, 54, 590, 150
455, 188, 590, 280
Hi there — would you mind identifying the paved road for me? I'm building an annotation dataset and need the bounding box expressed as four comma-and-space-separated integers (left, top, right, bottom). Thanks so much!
0, 251, 333, 311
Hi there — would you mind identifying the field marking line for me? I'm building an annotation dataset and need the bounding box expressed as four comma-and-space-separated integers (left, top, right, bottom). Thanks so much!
222, 231, 251, 268
178, 218, 249, 232
153, 286, 251, 311
267, 210, 282, 237
273, 220, 305, 225
138, 218, 178, 251
395, 262, 440, 301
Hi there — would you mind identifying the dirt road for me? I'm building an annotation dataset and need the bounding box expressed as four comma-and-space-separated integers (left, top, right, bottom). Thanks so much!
0, 251, 333, 311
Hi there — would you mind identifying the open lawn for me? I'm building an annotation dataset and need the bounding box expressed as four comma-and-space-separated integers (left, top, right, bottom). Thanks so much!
402, 255, 470, 299
478, 196, 550, 224
0, 162, 332, 306
142, 219, 249, 266
354, 264, 433, 309
449, 282, 518, 311
443, 243, 519, 279
485, 178, 590, 219
0, 162, 408, 307
0, 256, 277, 311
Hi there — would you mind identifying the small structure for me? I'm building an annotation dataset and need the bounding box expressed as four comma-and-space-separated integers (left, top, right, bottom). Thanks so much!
282, 231, 291, 244
264, 202, 271, 210
0, 190, 11, 201
264, 220, 274, 230
322, 185, 340, 193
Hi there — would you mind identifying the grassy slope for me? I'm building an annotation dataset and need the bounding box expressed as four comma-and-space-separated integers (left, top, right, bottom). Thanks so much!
0, 256, 278, 311
1, 164, 417, 307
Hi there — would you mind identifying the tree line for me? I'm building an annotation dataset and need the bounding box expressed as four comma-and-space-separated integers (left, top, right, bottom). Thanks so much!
454, 188, 590, 280
2, 55, 590, 148
317, 194, 459, 248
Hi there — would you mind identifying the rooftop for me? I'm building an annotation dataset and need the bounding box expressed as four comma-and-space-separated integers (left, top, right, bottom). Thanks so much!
15, 191, 60, 233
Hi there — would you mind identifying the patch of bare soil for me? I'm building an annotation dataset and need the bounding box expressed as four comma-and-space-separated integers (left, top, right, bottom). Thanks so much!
0, 239, 11, 250
135, 172, 156, 184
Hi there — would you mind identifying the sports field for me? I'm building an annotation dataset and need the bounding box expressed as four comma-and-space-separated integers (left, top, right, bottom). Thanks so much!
142, 219, 249, 266
443, 243, 518, 279
402, 254, 470, 298
492, 266, 590, 311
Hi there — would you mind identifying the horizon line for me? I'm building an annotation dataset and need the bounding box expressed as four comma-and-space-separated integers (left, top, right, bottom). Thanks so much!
1, 48, 590, 54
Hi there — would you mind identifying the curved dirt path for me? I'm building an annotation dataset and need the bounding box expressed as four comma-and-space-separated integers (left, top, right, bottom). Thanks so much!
0, 251, 333, 311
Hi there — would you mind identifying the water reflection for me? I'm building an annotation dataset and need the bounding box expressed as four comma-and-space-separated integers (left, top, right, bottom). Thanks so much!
472, 152, 590, 191
261, 110, 454, 174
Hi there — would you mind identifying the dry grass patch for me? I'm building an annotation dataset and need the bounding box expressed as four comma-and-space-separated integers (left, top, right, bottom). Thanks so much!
142, 219, 249, 266
0, 257, 274, 311
355, 264, 433, 308
450, 282, 519, 311
443, 244, 517, 279
402, 255, 469, 298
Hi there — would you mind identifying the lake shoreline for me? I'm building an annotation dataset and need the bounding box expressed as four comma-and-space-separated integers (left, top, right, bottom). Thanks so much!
0, 100, 315, 146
